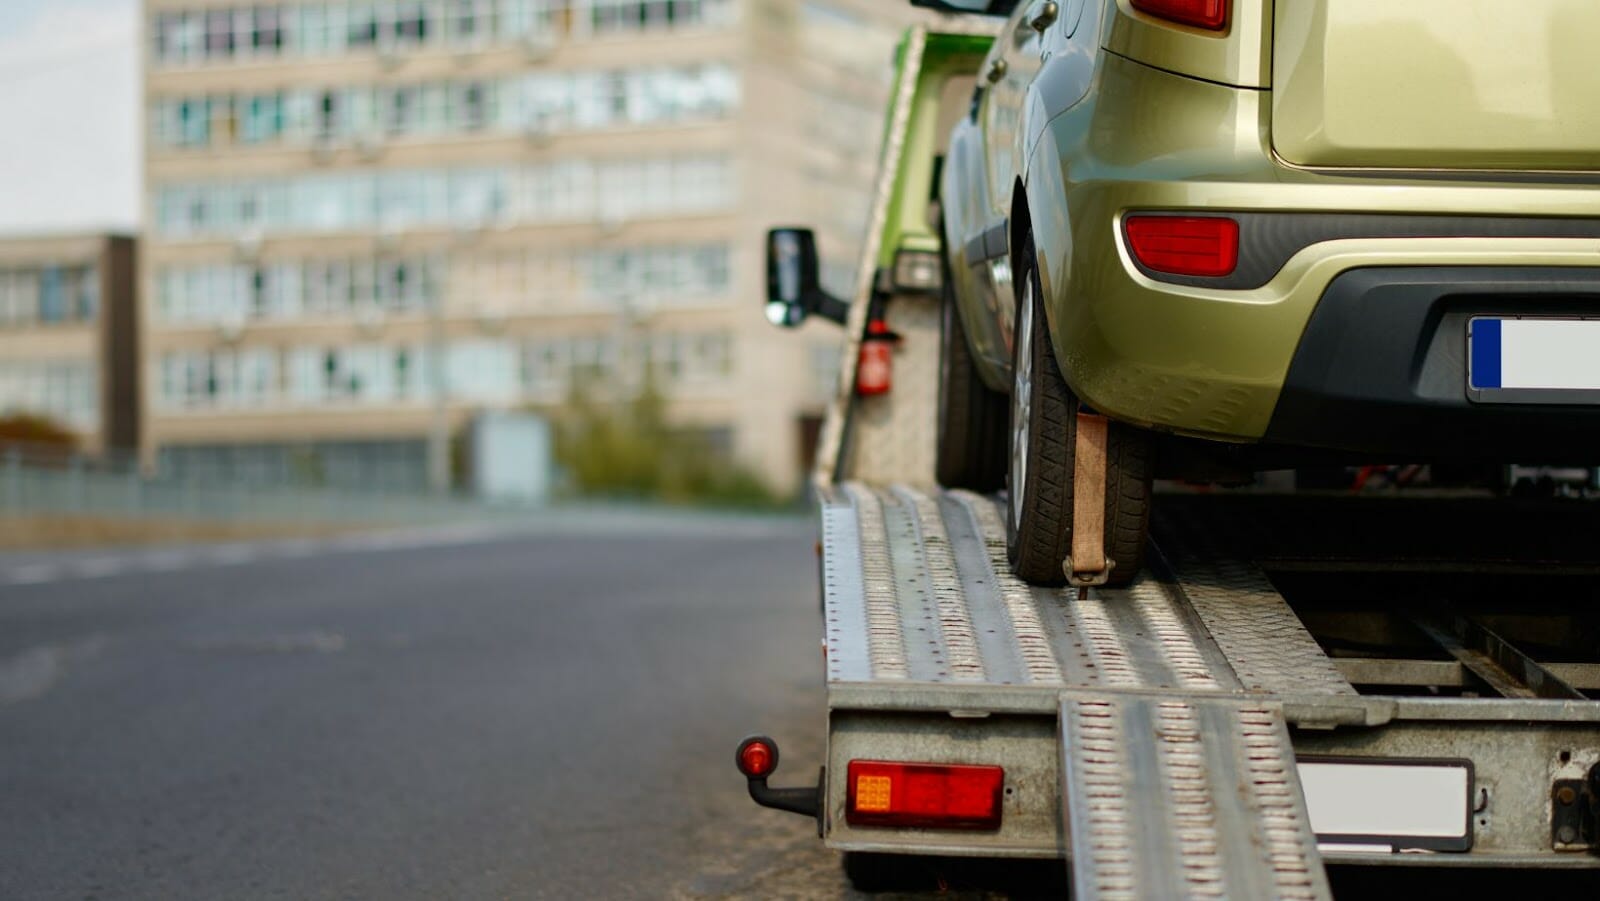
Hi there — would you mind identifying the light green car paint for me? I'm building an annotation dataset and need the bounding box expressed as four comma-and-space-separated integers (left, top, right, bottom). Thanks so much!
942, 0, 1600, 443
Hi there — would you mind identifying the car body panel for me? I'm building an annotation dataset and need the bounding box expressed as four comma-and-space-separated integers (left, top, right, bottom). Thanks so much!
1273, 0, 1600, 171
1104, 0, 1270, 88
944, 0, 1108, 391
940, 0, 1600, 452
1027, 51, 1600, 441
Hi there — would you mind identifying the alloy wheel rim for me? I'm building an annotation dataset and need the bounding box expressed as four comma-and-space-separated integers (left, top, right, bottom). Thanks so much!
1010, 280, 1034, 532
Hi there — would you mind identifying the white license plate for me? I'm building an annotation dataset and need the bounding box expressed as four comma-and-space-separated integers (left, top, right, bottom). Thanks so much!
1297, 758, 1473, 853
1470, 317, 1600, 393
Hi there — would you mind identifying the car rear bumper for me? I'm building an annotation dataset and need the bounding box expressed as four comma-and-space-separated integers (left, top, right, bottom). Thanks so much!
1028, 51, 1600, 448
1264, 266, 1600, 460
1054, 225, 1600, 445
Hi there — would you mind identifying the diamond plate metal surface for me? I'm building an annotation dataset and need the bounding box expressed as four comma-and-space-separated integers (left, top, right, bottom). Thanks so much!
946, 490, 1064, 684
824, 485, 1355, 704
894, 485, 985, 681
842, 483, 909, 680
1162, 550, 1357, 697
1061, 695, 1331, 901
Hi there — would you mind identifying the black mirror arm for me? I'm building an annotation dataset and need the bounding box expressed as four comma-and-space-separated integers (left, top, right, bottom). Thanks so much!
807, 290, 850, 326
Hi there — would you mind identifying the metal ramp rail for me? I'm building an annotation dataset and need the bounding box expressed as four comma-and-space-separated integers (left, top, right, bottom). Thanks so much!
820, 482, 1364, 899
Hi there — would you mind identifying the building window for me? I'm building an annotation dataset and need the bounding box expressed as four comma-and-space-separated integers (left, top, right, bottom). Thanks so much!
252, 6, 285, 53
38, 268, 67, 323
153, 156, 733, 239
153, 0, 739, 67
151, 64, 738, 151
0, 361, 98, 429
348, 2, 380, 47
205, 9, 236, 57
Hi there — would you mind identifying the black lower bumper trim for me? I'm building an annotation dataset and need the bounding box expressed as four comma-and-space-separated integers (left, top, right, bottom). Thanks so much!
1265, 266, 1600, 461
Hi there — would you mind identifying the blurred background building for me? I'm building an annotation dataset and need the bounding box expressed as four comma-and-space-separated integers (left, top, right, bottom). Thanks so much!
0, 232, 140, 455
138, 0, 924, 497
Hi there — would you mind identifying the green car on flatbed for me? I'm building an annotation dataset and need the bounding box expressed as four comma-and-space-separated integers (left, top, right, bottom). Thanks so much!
931, 0, 1600, 585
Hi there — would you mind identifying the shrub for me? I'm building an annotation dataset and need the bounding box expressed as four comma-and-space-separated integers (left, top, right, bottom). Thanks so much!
551, 379, 783, 509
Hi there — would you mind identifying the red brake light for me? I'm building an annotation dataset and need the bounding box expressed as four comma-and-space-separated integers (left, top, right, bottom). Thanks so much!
1124, 215, 1239, 278
846, 760, 1004, 830
1130, 0, 1229, 31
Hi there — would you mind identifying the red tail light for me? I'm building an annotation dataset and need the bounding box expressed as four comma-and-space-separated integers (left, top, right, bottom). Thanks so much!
1130, 0, 1229, 31
1124, 215, 1239, 278
845, 760, 1004, 830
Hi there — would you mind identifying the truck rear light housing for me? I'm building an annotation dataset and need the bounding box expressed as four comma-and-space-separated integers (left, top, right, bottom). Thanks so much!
1124, 215, 1239, 277
893, 249, 943, 294
1130, 0, 1229, 31
845, 760, 1004, 830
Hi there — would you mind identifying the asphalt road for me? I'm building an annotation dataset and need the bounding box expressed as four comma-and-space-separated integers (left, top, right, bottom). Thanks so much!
0, 512, 1075, 900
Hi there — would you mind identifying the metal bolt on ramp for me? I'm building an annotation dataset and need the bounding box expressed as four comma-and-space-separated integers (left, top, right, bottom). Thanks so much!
1060, 693, 1331, 901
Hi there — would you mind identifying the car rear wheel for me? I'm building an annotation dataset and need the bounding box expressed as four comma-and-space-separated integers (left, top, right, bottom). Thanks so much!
935, 261, 1007, 491
1006, 236, 1152, 586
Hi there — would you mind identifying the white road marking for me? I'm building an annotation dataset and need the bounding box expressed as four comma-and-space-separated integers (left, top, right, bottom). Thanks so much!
203, 545, 260, 565
0, 526, 496, 587
71, 557, 131, 578
0, 513, 808, 588
6, 563, 66, 585
139, 551, 194, 572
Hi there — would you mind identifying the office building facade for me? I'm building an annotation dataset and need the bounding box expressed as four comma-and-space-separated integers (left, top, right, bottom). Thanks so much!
0, 233, 140, 454
142, 0, 920, 493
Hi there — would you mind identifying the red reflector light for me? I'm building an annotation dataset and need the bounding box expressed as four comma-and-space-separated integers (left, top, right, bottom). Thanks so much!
1124, 215, 1239, 278
1130, 0, 1229, 30
737, 738, 777, 778
846, 760, 1004, 830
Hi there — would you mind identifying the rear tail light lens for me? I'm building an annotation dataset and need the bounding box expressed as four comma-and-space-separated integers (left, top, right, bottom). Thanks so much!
1130, 0, 1229, 31
846, 760, 1004, 830
1124, 215, 1239, 278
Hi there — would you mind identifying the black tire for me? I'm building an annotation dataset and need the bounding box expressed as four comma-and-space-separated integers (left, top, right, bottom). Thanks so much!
1005, 234, 1152, 586
936, 261, 1008, 491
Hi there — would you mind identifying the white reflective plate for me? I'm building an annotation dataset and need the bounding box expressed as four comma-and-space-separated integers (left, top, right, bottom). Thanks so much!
1470, 317, 1600, 391
1297, 758, 1472, 852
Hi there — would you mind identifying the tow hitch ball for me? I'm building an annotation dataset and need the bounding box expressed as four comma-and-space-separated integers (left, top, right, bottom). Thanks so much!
1551, 762, 1600, 849
735, 735, 825, 834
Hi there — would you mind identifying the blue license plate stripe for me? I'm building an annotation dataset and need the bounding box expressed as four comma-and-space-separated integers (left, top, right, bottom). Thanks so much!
1471, 318, 1502, 389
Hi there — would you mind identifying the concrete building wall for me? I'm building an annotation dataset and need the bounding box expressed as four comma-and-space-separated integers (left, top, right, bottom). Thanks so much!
140, 0, 929, 495
0, 232, 139, 455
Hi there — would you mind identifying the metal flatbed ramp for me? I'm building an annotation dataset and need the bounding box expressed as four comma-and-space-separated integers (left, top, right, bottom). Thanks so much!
1061, 694, 1329, 900
821, 483, 1351, 899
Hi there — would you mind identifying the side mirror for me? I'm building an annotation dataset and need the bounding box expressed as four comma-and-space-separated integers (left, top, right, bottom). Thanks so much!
766, 227, 848, 328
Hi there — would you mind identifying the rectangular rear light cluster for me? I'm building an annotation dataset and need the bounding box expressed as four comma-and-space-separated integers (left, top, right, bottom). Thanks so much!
845, 760, 1005, 830
1124, 215, 1240, 278
1130, 0, 1229, 31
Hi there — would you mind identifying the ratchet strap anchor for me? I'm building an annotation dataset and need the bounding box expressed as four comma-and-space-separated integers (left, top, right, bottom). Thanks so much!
1065, 410, 1114, 596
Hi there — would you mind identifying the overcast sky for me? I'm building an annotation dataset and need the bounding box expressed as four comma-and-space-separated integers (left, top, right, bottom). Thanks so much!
0, 0, 139, 236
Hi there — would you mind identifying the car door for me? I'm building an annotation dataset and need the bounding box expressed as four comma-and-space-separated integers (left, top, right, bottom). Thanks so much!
977, 0, 1085, 355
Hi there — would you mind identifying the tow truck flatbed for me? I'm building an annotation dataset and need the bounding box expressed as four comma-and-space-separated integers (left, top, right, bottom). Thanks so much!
815, 483, 1600, 892
738, 24, 1600, 898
